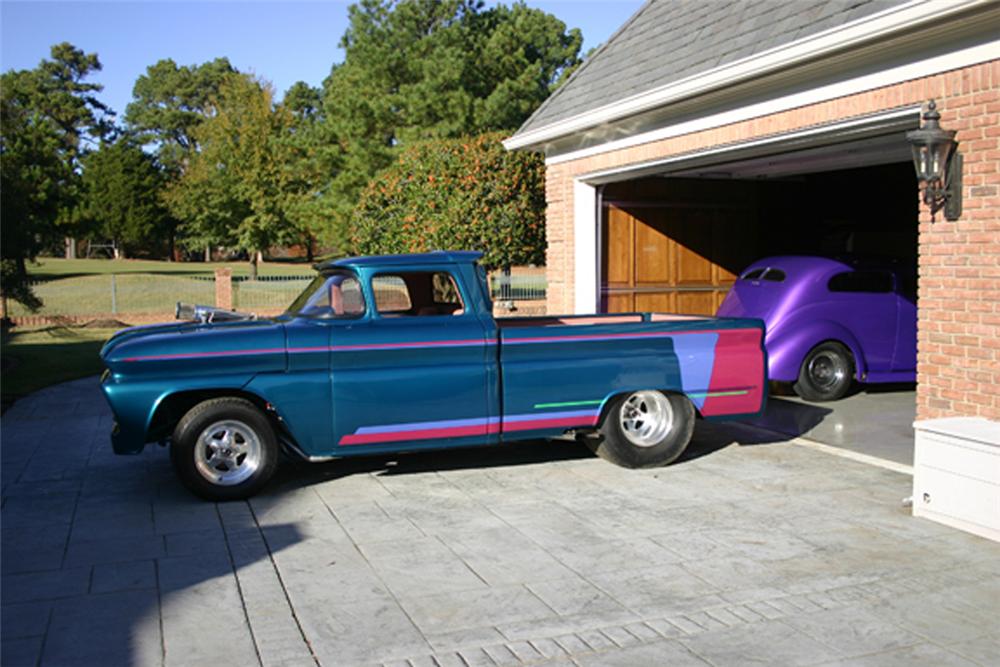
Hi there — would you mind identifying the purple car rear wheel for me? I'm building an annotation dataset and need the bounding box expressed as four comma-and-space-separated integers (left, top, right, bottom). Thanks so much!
794, 341, 853, 402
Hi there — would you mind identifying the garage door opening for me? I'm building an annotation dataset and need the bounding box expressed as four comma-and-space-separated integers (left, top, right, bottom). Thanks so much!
600, 162, 917, 315
597, 153, 918, 466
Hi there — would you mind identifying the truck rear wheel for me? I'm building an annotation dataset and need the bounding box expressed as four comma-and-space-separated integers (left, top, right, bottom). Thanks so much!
170, 397, 279, 501
590, 391, 695, 468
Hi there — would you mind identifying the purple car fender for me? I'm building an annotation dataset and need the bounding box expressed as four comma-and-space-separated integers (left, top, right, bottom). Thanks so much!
764, 318, 866, 383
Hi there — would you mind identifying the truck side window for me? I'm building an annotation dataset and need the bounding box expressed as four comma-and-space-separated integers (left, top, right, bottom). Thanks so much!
288, 272, 365, 319
373, 272, 465, 316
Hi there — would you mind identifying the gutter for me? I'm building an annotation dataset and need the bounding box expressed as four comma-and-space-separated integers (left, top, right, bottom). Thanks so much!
503, 0, 991, 151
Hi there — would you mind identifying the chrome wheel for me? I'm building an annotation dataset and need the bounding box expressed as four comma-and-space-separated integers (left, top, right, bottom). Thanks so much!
194, 419, 262, 486
807, 351, 847, 391
619, 391, 674, 448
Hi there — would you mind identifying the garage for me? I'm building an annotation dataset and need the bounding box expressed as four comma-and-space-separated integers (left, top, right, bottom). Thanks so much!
504, 0, 999, 467
589, 120, 920, 463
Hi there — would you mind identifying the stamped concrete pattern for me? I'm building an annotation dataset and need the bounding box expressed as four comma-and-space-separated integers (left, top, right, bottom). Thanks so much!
2, 377, 999, 666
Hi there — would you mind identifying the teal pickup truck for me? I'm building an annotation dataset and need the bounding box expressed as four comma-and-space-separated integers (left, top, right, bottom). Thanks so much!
100, 251, 766, 500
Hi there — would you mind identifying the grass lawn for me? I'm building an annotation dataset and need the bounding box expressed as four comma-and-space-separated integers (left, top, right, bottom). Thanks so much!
28, 257, 319, 279
1, 326, 117, 408
11, 259, 317, 318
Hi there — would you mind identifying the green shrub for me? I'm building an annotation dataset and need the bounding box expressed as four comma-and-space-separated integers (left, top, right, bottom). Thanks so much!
351, 132, 545, 270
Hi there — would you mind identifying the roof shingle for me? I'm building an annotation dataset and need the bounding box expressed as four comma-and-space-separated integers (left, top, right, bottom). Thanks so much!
514, 0, 910, 137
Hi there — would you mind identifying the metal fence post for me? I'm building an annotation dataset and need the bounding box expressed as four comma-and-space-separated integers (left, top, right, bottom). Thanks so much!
111, 274, 118, 314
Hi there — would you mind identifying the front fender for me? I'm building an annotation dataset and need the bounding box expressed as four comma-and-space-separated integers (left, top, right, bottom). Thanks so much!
102, 373, 259, 454
765, 320, 865, 382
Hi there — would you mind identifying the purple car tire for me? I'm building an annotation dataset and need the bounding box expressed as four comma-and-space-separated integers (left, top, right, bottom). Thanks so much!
793, 341, 854, 402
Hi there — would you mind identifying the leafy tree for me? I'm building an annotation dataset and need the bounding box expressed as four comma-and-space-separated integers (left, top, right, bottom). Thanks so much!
278, 82, 343, 256
166, 74, 299, 277
0, 42, 112, 310
352, 132, 545, 269
81, 138, 172, 258
124, 57, 236, 175
321, 0, 581, 246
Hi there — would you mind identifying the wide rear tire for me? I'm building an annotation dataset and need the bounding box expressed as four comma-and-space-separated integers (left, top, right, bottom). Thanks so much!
589, 391, 695, 468
170, 397, 279, 501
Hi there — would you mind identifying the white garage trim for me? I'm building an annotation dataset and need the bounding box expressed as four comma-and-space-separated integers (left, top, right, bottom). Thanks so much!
573, 180, 599, 314
541, 38, 999, 166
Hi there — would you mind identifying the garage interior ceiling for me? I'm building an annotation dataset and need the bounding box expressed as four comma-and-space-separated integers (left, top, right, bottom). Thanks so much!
665, 131, 914, 180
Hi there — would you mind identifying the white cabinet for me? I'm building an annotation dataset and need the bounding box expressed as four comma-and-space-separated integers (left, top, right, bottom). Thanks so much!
913, 417, 1000, 542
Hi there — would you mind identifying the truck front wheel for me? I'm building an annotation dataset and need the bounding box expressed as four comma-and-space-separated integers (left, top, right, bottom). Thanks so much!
590, 391, 695, 468
170, 398, 279, 501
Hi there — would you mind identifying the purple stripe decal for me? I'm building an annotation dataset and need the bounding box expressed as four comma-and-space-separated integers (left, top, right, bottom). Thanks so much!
503, 409, 599, 423
340, 409, 601, 446
357, 416, 500, 435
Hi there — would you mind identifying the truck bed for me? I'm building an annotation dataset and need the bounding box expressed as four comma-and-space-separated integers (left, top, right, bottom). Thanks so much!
496, 312, 766, 425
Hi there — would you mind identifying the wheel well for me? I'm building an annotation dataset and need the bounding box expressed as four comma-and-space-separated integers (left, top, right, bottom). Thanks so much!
148, 389, 275, 443
596, 389, 698, 426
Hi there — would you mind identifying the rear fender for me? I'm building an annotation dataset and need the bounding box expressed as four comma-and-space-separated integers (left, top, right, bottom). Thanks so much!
765, 320, 865, 382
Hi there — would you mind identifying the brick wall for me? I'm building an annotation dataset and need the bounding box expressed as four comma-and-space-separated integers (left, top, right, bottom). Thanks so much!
544, 60, 1000, 420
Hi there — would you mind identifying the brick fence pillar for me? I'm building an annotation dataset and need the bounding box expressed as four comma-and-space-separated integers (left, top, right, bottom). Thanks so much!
215, 268, 233, 310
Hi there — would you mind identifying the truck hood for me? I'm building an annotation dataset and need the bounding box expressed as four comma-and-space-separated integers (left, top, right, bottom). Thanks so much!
101, 319, 288, 375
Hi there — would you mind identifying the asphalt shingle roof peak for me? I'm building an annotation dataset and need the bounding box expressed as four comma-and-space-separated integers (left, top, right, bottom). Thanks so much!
515, 0, 913, 138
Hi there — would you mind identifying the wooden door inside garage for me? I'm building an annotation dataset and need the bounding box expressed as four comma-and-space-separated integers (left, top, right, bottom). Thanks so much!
601, 179, 759, 315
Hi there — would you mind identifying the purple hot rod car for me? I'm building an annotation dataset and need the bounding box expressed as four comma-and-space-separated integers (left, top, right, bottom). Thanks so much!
717, 256, 916, 402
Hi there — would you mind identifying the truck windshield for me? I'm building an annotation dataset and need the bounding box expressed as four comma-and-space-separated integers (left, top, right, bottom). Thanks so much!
286, 272, 366, 318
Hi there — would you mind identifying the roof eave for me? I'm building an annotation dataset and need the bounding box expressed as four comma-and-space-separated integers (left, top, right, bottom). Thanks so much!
503, 0, 987, 152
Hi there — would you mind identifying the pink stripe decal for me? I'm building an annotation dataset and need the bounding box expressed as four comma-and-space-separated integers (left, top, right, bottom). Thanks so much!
340, 422, 500, 445
122, 347, 286, 362
328, 338, 496, 352
338, 414, 600, 445
123, 338, 498, 362
503, 330, 737, 345
501, 415, 600, 432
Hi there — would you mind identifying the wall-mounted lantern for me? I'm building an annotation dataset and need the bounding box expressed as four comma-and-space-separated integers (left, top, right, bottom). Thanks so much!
906, 100, 962, 221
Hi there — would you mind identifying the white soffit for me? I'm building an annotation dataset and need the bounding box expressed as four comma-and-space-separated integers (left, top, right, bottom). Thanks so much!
579, 106, 922, 185
504, 0, 993, 154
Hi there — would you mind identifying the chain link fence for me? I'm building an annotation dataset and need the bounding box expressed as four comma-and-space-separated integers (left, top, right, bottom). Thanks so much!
489, 268, 546, 302
6, 267, 546, 323
7, 274, 216, 318
232, 276, 313, 311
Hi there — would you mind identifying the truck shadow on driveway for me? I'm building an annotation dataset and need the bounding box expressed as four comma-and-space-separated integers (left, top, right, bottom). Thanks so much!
268, 400, 833, 492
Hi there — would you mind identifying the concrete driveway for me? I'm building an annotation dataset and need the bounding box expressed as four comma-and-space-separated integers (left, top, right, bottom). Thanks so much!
748, 386, 917, 466
2, 378, 998, 667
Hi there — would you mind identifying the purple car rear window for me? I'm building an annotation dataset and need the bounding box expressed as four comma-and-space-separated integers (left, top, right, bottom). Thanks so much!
828, 271, 893, 294
761, 269, 786, 282
740, 268, 785, 282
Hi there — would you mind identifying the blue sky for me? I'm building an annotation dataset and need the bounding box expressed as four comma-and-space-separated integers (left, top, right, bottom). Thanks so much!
1, 0, 644, 119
